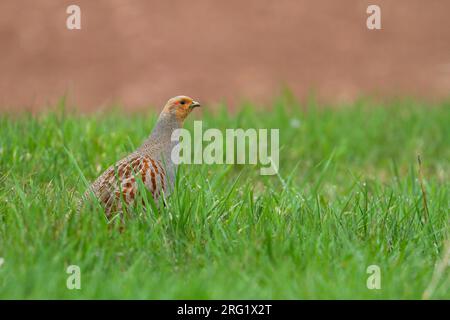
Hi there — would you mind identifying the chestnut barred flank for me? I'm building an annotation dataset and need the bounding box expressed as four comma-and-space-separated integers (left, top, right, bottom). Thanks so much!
89, 155, 167, 217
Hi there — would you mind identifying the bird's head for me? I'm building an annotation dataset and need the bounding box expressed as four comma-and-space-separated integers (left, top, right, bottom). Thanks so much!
161, 95, 201, 123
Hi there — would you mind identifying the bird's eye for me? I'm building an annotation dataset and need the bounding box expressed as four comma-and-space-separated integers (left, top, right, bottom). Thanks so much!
180, 100, 186, 105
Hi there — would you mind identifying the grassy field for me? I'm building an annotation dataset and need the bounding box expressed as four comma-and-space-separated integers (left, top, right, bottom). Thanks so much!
0, 97, 449, 299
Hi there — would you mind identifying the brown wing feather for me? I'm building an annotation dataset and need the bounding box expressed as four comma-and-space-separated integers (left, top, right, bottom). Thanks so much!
84, 154, 167, 217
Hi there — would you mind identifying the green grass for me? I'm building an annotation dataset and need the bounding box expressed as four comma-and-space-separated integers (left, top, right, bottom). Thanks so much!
0, 97, 449, 299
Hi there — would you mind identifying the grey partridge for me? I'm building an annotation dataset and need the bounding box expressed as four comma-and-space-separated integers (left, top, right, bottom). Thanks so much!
81, 96, 200, 217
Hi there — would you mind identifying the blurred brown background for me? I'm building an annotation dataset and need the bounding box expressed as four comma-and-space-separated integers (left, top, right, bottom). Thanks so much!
1, 0, 449, 111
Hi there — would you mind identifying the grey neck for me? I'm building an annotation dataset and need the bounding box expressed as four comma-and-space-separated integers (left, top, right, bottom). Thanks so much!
138, 113, 181, 157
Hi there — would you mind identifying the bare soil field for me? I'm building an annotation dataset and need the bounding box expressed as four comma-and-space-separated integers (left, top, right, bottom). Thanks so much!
1, 0, 449, 111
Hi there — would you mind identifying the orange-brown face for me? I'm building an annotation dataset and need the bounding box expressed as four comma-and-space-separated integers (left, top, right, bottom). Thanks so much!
162, 95, 201, 122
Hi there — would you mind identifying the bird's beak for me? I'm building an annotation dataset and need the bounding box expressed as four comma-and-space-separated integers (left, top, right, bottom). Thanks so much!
190, 101, 201, 109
